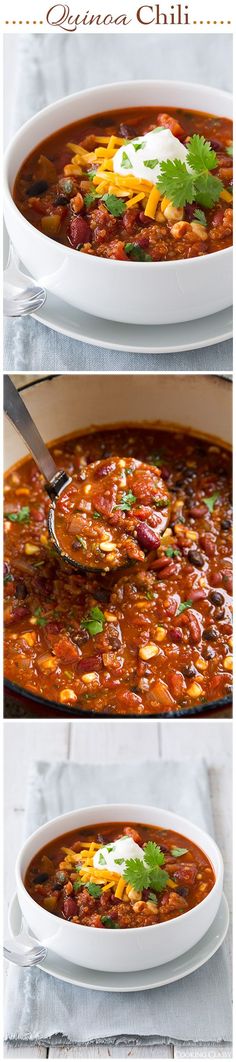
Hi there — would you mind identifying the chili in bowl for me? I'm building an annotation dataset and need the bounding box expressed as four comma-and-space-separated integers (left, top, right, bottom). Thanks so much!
3, 80, 233, 325
16, 804, 224, 972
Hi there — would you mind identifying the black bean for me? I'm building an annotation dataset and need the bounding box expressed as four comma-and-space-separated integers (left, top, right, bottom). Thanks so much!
221, 519, 231, 531
53, 194, 68, 206
209, 591, 224, 606
52, 881, 64, 891
26, 180, 49, 196
202, 628, 218, 641
15, 580, 28, 600
177, 886, 189, 897
215, 608, 225, 621
187, 549, 205, 569
182, 664, 197, 679
33, 872, 49, 884
203, 645, 215, 660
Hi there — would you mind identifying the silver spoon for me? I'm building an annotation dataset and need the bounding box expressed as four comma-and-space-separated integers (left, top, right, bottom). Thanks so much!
3, 243, 46, 317
4, 930, 47, 968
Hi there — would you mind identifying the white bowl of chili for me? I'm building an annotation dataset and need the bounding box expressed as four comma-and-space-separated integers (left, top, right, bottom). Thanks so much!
16, 803, 223, 973
3, 80, 233, 325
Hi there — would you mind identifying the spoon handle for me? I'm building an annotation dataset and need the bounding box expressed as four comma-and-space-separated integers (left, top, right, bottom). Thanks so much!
4, 376, 69, 497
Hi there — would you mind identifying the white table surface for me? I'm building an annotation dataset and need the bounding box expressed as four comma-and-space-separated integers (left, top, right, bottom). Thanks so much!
4, 719, 232, 1059
3, 33, 233, 373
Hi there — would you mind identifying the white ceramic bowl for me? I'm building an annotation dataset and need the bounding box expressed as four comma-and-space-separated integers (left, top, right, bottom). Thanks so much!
3, 80, 233, 325
16, 803, 223, 973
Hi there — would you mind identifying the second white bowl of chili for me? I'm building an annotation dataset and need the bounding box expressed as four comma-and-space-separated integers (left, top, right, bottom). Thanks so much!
3, 80, 233, 325
16, 804, 223, 973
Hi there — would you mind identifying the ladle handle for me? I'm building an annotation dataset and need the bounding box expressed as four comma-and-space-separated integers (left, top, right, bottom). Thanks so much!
4, 376, 69, 497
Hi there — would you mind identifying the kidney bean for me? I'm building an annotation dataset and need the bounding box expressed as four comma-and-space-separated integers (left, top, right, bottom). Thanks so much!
169, 627, 183, 644
210, 571, 223, 587
209, 138, 222, 151
186, 611, 202, 645
68, 216, 91, 248
63, 897, 78, 919
199, 533, 215, 557
136, 523, 160, 551
188, 505, 207, 518
94, 460, 117, 478
190, 589, 207, 603
77, 654, 103, 673
168, 671, 186, 698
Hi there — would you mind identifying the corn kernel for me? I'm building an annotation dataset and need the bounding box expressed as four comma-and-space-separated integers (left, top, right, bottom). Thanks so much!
25, 543, 40, 555
100, 541, 116, 552
81, 672, 100, 684
104, 612, 117, 622
139, 643, 159, 660
59, 689, 77, 703
188, 682, 203, 698
195, 657, 208, 672
22, 631, 37, 647
155, 627, 166, 643
40, 532, 49, 545
223, 656, 233, 671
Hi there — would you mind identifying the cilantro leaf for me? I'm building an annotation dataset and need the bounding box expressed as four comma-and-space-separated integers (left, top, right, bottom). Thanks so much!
98, 851, 106, 866
114, 490, 136, 511
194, 172, 223, 208
84, 190, 98, 208
148, 892, 158, 903
93, 511, 101, 519
226, 145, 233, 157
171, 846, 188, 858
81, 605, 105, 636
203, 492, 220, 514
121, 150, 132, 170
149, 866, 169, 892
125, 243, 152, 262
114, 857, 125, 865
4, 572, 14, 584
143, 841, 165, 869
143, 158, 159, 170
193, 208, 207, 227
156, 159, 195, 208
165, 547, 180, 558
73, 879, 83, 892
186, 134, 218, 173
101, 916, 119, 928
102, 194, 126, 217
87, 882, 102, 897
133, 141, 146, 152
123, 859, 149, 892
33, 607, 48, 628
154, 496, 169, 509
7, 506, 30, 524
177, 599, 193, 616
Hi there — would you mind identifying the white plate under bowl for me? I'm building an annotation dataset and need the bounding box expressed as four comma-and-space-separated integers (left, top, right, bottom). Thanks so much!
8, 893, 229, 993
32, 289, 233, 355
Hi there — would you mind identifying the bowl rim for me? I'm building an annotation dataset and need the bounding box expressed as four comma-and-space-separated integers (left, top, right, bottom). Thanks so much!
3, 78, 233, 271
16, 801, 223, 936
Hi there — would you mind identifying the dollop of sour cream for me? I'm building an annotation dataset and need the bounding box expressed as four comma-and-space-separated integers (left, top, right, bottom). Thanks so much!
93, 835, 144, 875
113, 127, 188, 185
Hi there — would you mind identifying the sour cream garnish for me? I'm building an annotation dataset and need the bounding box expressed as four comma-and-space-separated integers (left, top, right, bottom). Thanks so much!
113, 128, 188, 185
93, 836, 145, 875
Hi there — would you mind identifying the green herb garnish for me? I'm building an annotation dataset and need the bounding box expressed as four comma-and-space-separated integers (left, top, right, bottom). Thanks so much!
176, 599, 193, 616
148, 892, 158, 903
203, 492, 220, 514
154, 496, 169, 509
193, 208, 207, 227
124, 841, 168, 894
114, 857, 125, 865
6, 506, 30, 523
33, 607, 48, 627
81, 605, 105, 637
165, 547, 180, 558
87, 882, 102, 898
143, 158, 159, 170
84, 190, 98, 208
171, 846, 188, 858
226, 145, 233, 157
102, 194, 126, 217
4, 573, 14, 584
93, 511, 102, 519
98, 852, 106, 866
101, 916, 119, 928
156, 134, 223, 208
133, 141, 146, 152
76, 535, 87, 549
114, 490, 136, 512
125, 243, 152, 262
121, 150, 132, 169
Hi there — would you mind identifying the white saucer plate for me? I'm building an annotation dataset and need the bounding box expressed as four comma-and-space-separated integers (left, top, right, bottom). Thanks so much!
8, 892, 229, 994
32, 293, 233, 355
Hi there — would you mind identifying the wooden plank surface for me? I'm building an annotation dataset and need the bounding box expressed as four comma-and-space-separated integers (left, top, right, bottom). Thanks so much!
4, 719, 232, 1058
